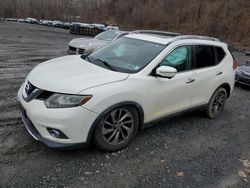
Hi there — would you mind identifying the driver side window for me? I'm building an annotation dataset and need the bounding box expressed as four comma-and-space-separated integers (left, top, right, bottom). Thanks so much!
160, 46, 190, 72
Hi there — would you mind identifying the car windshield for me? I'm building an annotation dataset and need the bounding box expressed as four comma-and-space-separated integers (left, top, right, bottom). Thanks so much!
85, 37, 165, 73
94, 31, 120, 41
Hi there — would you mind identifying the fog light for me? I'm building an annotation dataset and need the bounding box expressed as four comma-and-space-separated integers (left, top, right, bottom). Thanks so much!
47, 128, 68, 139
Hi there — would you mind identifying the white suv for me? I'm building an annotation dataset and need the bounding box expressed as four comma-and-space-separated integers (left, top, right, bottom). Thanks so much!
18, 31, 235, 151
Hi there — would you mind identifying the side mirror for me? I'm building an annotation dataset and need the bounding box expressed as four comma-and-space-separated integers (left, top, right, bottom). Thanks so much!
246, 51, 250, 56
156, 66, 177, 78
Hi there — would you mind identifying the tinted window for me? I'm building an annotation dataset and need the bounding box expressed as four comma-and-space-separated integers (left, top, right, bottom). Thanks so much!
193, 45, 216, 69
160, 46, 190, 72
216, 47, 226, 63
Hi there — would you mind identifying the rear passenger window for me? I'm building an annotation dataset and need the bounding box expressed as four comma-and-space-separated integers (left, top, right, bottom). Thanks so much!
192, 45, 216, 69
216, 47, 226, 63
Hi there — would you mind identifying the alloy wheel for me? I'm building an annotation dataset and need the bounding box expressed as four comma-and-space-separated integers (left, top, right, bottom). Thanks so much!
102, 108, 134, 145
212, 91, 226, 115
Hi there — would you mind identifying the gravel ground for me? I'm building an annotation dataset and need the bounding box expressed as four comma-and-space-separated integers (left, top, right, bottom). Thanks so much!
0, 22, 249, 188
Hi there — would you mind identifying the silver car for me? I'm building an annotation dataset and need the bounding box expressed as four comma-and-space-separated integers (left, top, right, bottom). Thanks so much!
67, 30, 128, 55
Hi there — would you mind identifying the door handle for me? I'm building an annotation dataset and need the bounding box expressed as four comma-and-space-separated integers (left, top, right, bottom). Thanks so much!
186, 78, 195, 84
216, 71, 223, 76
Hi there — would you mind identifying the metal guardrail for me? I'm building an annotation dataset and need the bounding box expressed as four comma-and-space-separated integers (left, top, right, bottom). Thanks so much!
70, 25, 106, 36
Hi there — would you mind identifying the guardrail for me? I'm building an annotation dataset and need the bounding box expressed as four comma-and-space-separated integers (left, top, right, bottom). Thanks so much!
70, 25, 105, 36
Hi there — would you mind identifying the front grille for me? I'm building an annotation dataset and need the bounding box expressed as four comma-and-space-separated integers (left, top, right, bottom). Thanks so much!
69, 46, 76, 51
236, 72, 250, 80
236, 74, 250, 84
242, 71, 250, 78
25, 81, 36, 96
22, 81, 44, 102
78, 49, 85, 54
22, 80, 56, 102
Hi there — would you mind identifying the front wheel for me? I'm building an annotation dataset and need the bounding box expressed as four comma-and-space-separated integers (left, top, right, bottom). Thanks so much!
94, 106, 139, 151
206, 88, 227, 119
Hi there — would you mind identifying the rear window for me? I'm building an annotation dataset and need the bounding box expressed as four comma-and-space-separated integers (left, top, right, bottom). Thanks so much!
192, 45, 216, 69
216, 47, 226, 63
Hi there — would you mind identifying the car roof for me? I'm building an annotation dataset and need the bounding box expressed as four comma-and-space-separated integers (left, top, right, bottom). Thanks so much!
115, 30, 129, 35
101, 30, 128, 35
125, 33, 173, 45
125, 32, 224, 46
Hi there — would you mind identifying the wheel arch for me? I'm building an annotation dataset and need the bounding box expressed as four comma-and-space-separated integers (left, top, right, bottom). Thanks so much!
86, 101, 144, 144
218, 83, 231, 98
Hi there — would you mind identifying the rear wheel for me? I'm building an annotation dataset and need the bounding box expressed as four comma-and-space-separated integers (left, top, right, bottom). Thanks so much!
206, 88, 227, 119
94, 106, 139, 151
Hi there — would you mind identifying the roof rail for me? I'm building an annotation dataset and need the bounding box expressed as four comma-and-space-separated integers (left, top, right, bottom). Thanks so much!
169, 35, 220, 43
131, 30, 181, 37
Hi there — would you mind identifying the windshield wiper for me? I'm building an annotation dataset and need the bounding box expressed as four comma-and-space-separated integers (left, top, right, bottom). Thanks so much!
81, 54, 90, 61
96, 58, 116, 71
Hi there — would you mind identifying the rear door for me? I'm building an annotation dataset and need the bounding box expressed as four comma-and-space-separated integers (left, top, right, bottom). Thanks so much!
191, 45, 226, 107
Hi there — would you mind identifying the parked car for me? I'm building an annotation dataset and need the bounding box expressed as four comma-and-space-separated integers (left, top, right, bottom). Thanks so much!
68, 30, 128, 55
5, 18, 17, 22
52, 20, 64, 27
62, 22, 71, 29
41, 20, 53, 26
235, 52, 250, 87
25, 17, 38, 24
90, 23, 106, 31
18, 31, 235, 151
17, 19, 25, 23
106, 25, 119, 30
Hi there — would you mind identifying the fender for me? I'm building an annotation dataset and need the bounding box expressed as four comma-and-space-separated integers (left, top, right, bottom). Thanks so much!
86, 101, 144, 143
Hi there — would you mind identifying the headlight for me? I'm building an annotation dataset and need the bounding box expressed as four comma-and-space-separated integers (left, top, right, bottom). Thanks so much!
45, 94, 92, 108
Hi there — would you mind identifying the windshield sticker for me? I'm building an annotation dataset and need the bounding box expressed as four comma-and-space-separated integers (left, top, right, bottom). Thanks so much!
127, 64, 140, 70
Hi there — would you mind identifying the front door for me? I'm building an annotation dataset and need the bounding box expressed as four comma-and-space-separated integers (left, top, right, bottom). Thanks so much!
144, 45, 196, 122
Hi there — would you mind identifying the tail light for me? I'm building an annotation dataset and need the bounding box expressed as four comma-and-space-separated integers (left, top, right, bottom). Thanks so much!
233, 60, 238, 70
227, 47, 237, 70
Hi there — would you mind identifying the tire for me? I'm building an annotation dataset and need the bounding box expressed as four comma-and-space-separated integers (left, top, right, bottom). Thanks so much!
94, 106, 139, 152
206, 87, 227, 119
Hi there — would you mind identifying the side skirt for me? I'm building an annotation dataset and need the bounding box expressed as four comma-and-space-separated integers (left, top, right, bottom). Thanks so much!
143, 104, 208, 129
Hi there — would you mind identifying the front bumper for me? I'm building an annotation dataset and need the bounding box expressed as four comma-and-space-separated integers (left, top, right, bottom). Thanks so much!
17, 86, 99, 149
235, 73, 250, 86
67, 49, 77, 55
19, 104, 87, 149
67, 46, 85, 55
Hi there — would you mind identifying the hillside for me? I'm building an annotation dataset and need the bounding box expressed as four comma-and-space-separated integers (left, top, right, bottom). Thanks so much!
1, 0, 250, 50
96, 0, 250, 50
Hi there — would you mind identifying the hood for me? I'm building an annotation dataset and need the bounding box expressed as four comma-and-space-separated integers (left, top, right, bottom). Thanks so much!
69, 38, 92, 49
27, 55, 129, 94
69, 38, 108, 50
239, 62, 250, 72
84, 39, 108, 53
